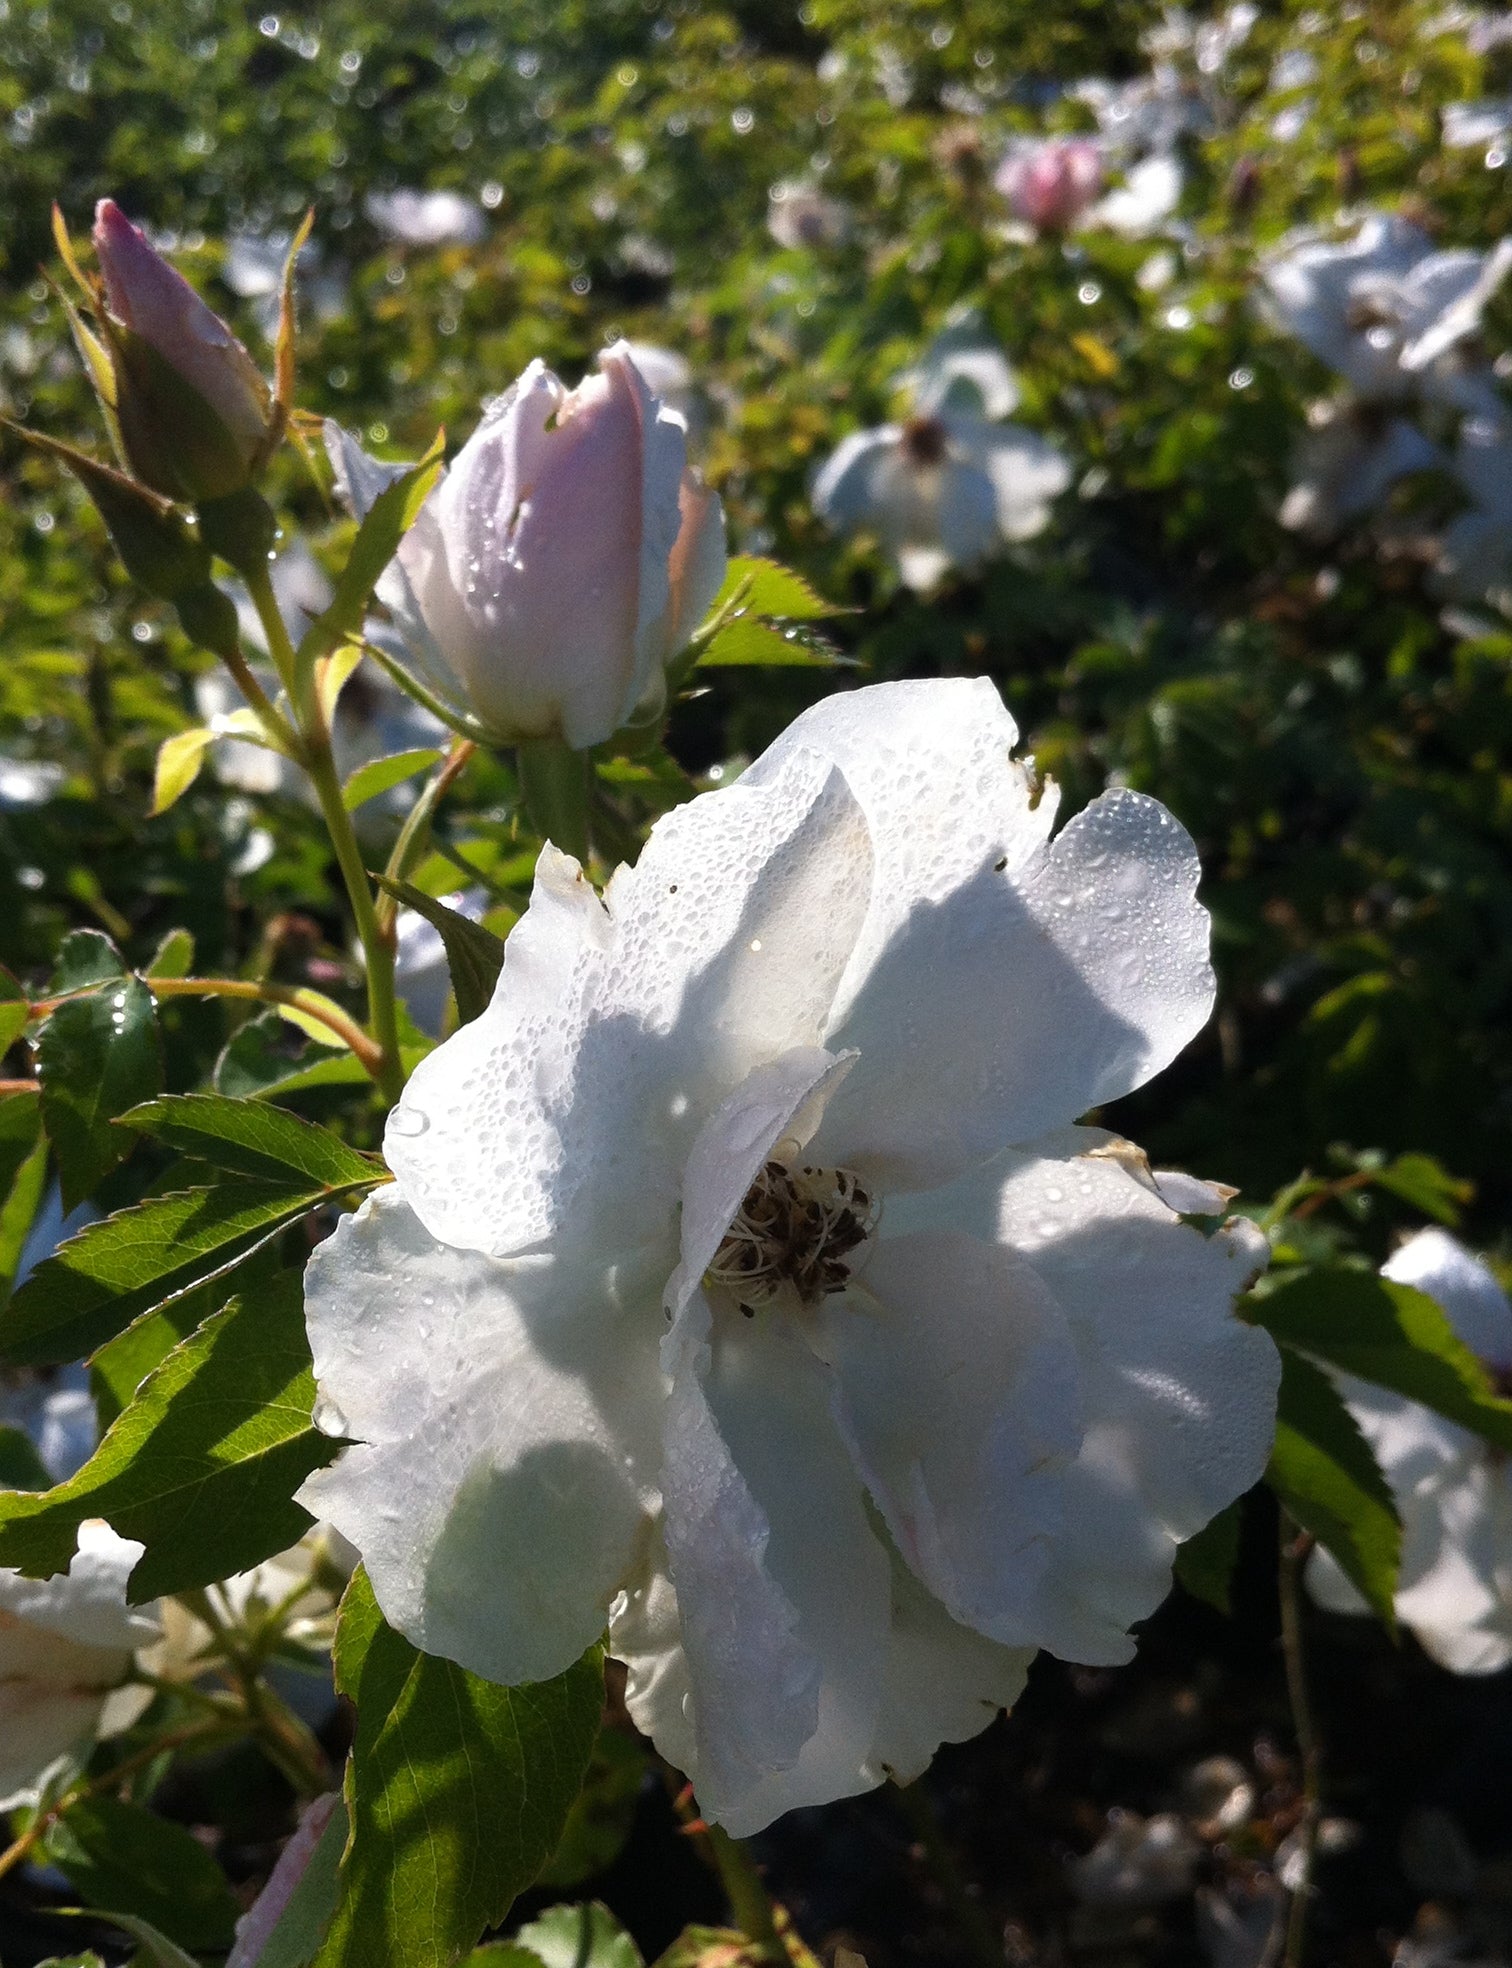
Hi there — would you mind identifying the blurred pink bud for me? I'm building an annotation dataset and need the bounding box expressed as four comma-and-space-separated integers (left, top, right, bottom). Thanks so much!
397, 344, 727, 749
995, 140, 1104, 233
92, 199, 271, 497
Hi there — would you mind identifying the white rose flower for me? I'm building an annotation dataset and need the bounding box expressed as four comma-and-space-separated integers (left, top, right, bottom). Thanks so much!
813, 324, 1071, 591
1085, 154, 1185, 238
0, 1519, 159, 1808
767, 181, 851, 251
363, 188, 486, 249
1307, 1229, 1512, 1673
1258, 213, 1512, 416
1278, 400, 1442, 538
298, 677, 1277, 1835
1434, 414, 1512, 602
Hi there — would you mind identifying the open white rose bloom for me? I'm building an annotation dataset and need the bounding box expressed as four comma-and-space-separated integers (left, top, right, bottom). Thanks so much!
1308, 1230, 1512, 1674
0, 1519, 159, 1808
813, 324, 1072, 591
299, 678, 1278, 1835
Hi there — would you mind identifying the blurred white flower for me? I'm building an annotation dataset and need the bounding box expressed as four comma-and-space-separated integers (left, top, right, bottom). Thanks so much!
1280, 399, 1443, 537
0, 760, 64, 809
298, 676, 1277, 1834
1086, 153, 1185, 237
1197, 1879, 1287, 1968
1069, 1809, 1202, 1910
1072, 71, 1210, 161
1441, 97, 1512, 148
328, 343, 726, 751
1, 1365, 95, 1484
814, 322, 1069, 590
1307, 1228, 1512, 1673
1259, 213, 1512, 415
142, 1524, 354, 1688
223, 230, 346, 338
767, 181, 851, 251
394, 889, 489, 1037
364, 188, 486, 249
0, 1519, 159, 1808
1433, 414, 1512, 600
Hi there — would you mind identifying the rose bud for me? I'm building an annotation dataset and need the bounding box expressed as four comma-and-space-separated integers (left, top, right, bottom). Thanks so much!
384, 342, 726, 750
995, 139, 1104, 233
92, 198, 274, 502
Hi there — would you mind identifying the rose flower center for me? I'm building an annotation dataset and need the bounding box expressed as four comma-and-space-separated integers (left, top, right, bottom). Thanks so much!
706, 1159, 878, 1317
901, 414, 950, 468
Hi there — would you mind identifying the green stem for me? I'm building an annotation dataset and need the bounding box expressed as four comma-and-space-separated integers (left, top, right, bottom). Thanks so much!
246, 565, 404, 1102
892, 1777, 1003, 1968
375, 737, 477, 937
1279, 1512, 1321, 1968
516, 736, 592, 864
702, 1823, 786, 1965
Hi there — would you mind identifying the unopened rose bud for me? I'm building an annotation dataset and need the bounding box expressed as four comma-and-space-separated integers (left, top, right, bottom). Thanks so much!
92, 199, 273, 502
391, 343, 726, 750
995, 139, 1104, 232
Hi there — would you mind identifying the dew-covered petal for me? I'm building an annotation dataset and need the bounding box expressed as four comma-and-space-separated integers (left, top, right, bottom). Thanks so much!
297, 1188, 661, 1687
390, 746, 871, 1261
384, 844, 614, 1256
889, 1129, 1276, 1661
798, 755, 1212, 1189
626, 1309, 892, 1835
865, 1538, 1036, 1786
813, 1229, 1083, 1646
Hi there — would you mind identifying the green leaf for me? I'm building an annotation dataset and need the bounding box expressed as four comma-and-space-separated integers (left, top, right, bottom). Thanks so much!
0, 1270, 338, 1598
373, 877, 505, 1027
120, 1094, 382, 1188
38, 977, 162, 1210
514, 1904, 644, 1968
31, 1954, 106, 1967
696, 618, 838, 668
1248, 1267, 1512, 1451
0, 964, 29, 1052
465, 1951, 547, 1967
60, 1908, 204, 1968
233, 1792, 348, 1968
709, 555, 842, 622
315, 1568, 604, 1968
1173, 1499, 1242, 1615
45, 1794, 239, 1951
537, 1731, 648, 1889
144, 929, 196, 980
1372, 1153, 1473, 1227
149, 727, 215, 816
49, 929, 126, 994
301, 432, 445, 664
1266, 1349, 1400, 1626
89, 1264, 257, 1428
0, 1177, 372, 1366
0, 1135, 48, 1310
342, 748, 441, 812
0, 1423, 51, 1490
0, 1084, 43, 1211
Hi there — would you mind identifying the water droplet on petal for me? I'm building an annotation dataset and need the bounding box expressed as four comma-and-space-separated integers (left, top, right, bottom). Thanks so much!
389, 1105, 430, 1138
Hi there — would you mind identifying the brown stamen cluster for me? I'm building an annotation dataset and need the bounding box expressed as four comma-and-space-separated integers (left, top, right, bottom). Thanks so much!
901, 414, 950, 468
707, 1160, 877, 1316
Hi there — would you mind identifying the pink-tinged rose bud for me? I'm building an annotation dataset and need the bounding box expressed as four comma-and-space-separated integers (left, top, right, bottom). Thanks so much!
394, 343, 727, 749
92, 199, 272, 500
994, 140, 1104, 233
